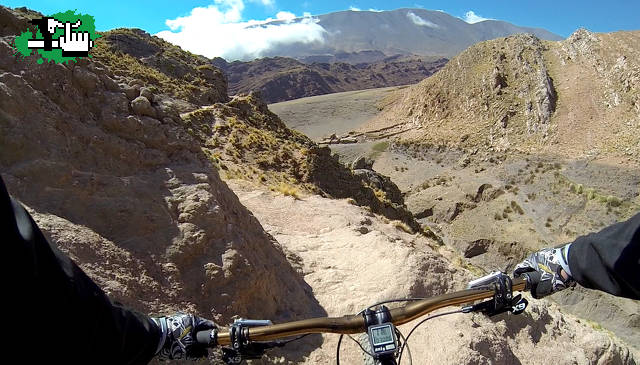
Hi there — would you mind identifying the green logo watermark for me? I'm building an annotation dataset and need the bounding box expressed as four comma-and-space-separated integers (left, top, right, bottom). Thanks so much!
12, 10, 100, 64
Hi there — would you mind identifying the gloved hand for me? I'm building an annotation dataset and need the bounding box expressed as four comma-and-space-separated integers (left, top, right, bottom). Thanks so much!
514, 243, 575, 298
152, 313, 216, 361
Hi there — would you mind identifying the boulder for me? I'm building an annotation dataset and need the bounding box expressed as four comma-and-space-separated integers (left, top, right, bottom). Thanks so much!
352, 169, 403, 205
351, 155, 374, 170
139, 86, 155, 102
123, 85, 140, 100
72, 68, 100, 93
463, 239, 493, 258
131, 96, 156, 117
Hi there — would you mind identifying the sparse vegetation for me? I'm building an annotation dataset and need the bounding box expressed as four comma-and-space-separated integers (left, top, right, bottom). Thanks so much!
370, 141, 390, 159
392, 220, 413, 234
510, 201, 524, 215
372, 141, 390, 152
606, 195, 622, 207
271, 183, 300, 199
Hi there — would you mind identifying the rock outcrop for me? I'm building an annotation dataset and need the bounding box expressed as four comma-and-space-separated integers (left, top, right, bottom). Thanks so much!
94, 28, 228, 106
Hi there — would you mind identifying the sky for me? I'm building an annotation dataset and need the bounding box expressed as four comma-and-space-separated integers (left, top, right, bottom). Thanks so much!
5, 1, 639, 60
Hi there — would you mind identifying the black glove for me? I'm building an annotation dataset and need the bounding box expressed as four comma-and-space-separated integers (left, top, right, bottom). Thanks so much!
152, 313, 216, 361
514, 243, 575, 298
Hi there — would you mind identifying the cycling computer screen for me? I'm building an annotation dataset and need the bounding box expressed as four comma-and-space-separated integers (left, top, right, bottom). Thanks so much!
367, 323, 398, 355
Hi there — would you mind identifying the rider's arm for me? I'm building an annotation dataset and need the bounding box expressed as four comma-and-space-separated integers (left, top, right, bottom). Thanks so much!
1, 176, 161, 365
567, 213, 640, 299
515, 213, 640, 299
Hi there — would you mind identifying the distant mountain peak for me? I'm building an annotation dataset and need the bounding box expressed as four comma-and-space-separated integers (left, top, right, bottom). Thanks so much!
252, 8, 562, 62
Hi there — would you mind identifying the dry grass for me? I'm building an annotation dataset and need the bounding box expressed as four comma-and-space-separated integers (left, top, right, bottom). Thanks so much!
271, 183, 300, 199
392, 220, 413, 234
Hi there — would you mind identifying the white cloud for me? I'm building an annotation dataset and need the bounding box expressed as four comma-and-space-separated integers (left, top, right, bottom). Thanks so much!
156, 0, 326, 61
349, 6, 383, 12
463, 10, 492, 24
406, 11, 439, 28
276, 11, 296, 22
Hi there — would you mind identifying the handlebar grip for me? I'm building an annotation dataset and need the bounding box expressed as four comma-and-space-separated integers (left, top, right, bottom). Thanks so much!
196, 330, 216, 346
521, 270, 540, 287
521, 271, 553, 298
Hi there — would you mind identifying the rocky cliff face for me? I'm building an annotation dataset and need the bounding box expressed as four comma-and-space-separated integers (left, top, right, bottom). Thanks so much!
94, 28, 228, 107
212, 55, 447, 103
1, 6, 323, 338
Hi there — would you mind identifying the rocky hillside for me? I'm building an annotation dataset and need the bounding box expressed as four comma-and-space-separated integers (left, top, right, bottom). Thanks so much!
365, 30, 640, 162
91, 27, 420, 231
212, 55, 447, 103
253, 8, 563, 61
0, 4, 322, 340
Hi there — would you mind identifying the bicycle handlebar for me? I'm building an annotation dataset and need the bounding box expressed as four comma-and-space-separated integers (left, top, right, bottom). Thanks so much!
197, 276, 527, 347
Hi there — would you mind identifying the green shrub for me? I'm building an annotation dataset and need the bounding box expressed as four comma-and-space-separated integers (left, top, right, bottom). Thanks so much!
371, 141, 390, 152
606, 196, 622, 207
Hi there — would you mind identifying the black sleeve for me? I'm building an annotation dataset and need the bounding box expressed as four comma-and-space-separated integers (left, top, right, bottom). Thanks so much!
1, 176, 161, 365
567, 213, 640, 300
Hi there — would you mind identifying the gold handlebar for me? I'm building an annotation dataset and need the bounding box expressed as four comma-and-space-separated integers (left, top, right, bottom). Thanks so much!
215, 277, 527, 345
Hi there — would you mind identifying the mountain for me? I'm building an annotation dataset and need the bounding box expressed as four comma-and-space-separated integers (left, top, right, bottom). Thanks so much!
212, 55, 447, 103
364, 29, 640, 161
206, 8, 562, 103
256, 8, 563, 62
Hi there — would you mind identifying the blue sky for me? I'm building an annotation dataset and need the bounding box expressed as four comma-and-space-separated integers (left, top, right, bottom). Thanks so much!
5, 1, 639, 60
5, 0, 639, 36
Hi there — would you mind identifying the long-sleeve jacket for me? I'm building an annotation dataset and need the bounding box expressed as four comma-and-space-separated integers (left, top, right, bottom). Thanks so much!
568, 212, 640, 299
1, 176, 160, 364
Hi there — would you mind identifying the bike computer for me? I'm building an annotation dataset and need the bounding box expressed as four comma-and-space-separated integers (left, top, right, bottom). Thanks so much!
367, 323, 398, 356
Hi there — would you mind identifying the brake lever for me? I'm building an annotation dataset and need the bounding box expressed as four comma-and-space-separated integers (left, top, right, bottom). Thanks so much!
221, 318, 278, 364
464, 272, 528, 316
